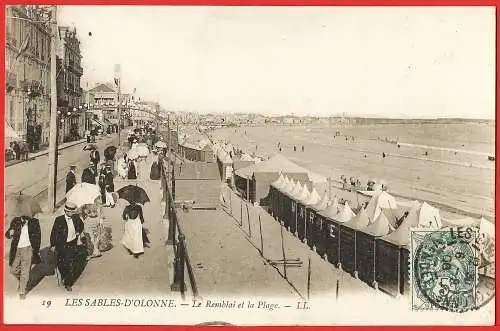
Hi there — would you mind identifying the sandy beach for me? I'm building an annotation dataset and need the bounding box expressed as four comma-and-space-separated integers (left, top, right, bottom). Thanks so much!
212, 123, 495, 220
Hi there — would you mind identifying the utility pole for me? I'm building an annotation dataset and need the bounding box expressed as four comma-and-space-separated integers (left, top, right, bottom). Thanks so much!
115, 64, 121, 146
47, 5, 58, 212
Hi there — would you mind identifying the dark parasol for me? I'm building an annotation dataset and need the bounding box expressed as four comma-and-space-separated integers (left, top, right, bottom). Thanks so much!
117, 185, 150, 205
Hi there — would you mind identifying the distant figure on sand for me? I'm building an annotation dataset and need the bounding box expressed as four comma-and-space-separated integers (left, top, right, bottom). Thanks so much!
294, 146, 296, 152
301, 145, 304, 152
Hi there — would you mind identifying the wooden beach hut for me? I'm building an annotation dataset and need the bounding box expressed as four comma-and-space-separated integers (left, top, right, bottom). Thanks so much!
318, 198, 341, 265
375, 200, 421, 297
303, 188, 321, 249
356, 211, 393, 287
295, 183, 311, 241
309, 194, 330, 258
338, 205, 367, 275
287, 180, 304, 234
234, 154, 325, 206
270, 173, 286, 220
278, 177, 295, 230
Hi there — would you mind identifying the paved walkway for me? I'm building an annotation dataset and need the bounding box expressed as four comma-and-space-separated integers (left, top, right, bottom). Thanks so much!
4, 152, 172, 298
5, 137, 89, 168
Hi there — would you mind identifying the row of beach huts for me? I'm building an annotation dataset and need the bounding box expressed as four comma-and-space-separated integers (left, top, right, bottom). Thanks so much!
210, 140, 495, 298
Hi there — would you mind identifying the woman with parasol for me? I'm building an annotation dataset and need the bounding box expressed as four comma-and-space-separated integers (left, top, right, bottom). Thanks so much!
118, 185, 151, 258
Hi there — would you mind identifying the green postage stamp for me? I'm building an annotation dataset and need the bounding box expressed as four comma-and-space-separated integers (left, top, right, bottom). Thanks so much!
410, 227, 494, 313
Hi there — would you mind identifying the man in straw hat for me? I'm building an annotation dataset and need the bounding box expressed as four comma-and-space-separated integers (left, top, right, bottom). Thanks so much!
50, 202, 85, 292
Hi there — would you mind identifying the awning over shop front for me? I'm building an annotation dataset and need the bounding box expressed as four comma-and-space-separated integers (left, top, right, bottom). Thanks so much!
91, 119, 105, 127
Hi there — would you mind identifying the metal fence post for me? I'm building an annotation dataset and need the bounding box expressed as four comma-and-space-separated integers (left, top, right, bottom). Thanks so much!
179, 234, 186, 300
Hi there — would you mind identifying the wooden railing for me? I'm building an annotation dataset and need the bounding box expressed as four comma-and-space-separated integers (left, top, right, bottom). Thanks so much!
161, 157, 199, 300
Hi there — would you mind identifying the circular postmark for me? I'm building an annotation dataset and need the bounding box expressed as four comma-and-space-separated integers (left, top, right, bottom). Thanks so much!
414, 228, 485, 313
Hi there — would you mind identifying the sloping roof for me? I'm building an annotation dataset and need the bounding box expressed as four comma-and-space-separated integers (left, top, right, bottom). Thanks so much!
363, 212, 393, 236
336, 202, 355, 223
319, 197, 339, 219
271, 173, 285, 189
304, 188, 320, 206
345, 207, 370, 229
365, 191, 397, 221
89, 83, 115, 93
312, 193, 329, 211
235, 154, 326, 183
382, 201, 421, 246
297, 184, 310, 203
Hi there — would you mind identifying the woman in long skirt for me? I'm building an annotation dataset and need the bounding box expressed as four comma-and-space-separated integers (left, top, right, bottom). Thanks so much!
127, 159, 137, 180
81, 203, 103, 259
121, 202, 145, 258
117, 154, 128, 179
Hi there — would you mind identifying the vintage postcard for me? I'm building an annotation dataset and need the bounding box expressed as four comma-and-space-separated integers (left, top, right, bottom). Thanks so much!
3, 5, 495, 326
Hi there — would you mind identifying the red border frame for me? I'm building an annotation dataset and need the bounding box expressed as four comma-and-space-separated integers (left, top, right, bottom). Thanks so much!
0, 2, 498, 330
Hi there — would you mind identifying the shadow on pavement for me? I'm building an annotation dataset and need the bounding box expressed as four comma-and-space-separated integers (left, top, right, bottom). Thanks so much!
26, 245, 89, 293
26, 247, 57, 292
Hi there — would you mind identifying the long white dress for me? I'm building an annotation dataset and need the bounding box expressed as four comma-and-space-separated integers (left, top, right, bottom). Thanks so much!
121, 217, 144, 254
117, 158, 128, 179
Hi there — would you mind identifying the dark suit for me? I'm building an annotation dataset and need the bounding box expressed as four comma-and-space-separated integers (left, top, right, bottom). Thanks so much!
66, 171, 77, 193
81, 167, 97, 184
50, 215, 85, 287
5, 217, 41, 266
90, 150, 100, 172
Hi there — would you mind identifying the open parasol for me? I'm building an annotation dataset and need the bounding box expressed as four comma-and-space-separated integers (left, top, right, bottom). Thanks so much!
65, 183, 101, 207
155, 141, 167, 148
83, 144, 97, 151
117, 185, 150, 205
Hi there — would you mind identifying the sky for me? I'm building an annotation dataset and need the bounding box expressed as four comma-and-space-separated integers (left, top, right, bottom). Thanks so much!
58, 6, 495, 118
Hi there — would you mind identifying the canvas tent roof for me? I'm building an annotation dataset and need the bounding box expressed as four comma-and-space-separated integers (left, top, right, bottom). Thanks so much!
319, 197, 339, 219
271, 173, 286, 189
304, 188, 320, 206
418, 202, 442, 228
234, 154, 327, 183
365, 191, 397, 221
281, 177, 294, 194
289, 180, 303, 198
363, 212, 394, 236
382, 200, 441, 247
312, 193, 329, 211
345, 207, 370, 230
336, 202, 355, 223
297, 184, 310, 203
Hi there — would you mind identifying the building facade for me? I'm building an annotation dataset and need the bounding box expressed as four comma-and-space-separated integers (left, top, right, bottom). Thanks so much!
5, 5, 51, 151
56, 26, 84, 143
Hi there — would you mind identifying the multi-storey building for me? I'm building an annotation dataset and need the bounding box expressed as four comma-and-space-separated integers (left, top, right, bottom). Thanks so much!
5, 5, 51, 151
56, 26, 84, 143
